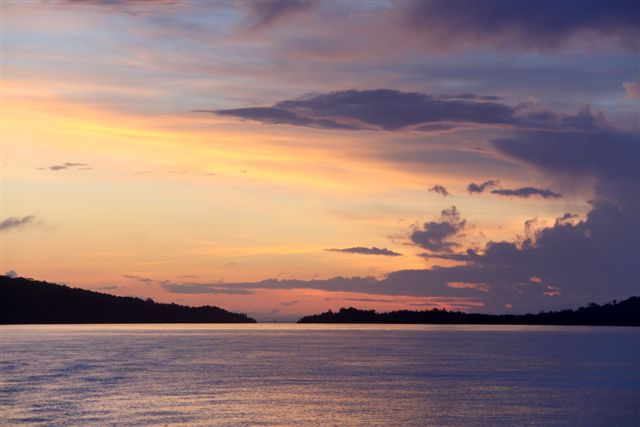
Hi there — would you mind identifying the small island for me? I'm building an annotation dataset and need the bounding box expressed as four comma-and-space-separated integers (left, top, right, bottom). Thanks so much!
0, 275, 256, 324
297, 298, 640, 326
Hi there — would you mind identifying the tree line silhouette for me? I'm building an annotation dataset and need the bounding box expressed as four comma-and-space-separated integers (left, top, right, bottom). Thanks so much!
3, 274, 638, 325
297, 298, 640, 326
0, 275, 256, 324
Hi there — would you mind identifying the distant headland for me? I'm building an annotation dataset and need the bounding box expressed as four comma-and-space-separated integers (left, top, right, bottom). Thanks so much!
3, 275, 638, 326
297, 298, 640, 326
0, 276, 256, 324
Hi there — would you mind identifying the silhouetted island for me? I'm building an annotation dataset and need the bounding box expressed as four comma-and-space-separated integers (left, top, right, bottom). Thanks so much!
297, 298, 640, 326
0, 275, 256, 324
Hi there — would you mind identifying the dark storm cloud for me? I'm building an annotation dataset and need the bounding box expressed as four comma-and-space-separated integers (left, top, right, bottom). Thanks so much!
492, 130, 639, 184
453, 127, 637, 310
467, 180, 499, 194
429, 185, 450, 197
409, 206, 466, 253
215, 197, 637, 310
325, 247, 402, 257
0, 215, 38, 231
402, 0, 640, 51
207, 89, 612, 132
213, 125, 638, 312
490, 187, 562, 199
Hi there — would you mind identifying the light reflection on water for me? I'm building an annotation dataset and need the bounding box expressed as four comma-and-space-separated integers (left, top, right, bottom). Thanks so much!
1, 324, 638, 426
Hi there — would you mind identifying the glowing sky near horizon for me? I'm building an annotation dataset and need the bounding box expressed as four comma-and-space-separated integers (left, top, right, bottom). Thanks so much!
1, 0, 638, 320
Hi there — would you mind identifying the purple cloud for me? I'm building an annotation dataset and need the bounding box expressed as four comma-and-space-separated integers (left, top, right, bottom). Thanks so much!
429, 185, 451, 197
490, 187, 562, 199
410, 206, 466, 254
467, 180, 500, 194
206, 90, 613, 133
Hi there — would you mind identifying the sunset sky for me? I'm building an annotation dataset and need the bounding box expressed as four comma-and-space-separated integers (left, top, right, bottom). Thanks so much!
1, 0, 638, 320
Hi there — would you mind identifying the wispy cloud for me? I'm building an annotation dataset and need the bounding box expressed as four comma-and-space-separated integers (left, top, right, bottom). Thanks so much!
161, 281, 255, 295
0, 215, 39, 231
96, 285, 120, 291
243, 0, 315, 31
123, 274, 154, 284
44, 162, 92, 171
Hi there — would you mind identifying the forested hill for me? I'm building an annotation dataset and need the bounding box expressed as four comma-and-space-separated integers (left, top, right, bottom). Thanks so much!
0, 276, 256, 324
297, 298, 640, 326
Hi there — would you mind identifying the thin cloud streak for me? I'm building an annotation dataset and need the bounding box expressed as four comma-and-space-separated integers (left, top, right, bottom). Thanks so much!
161, 281, 255, 295
325, 247, 402, 257
46, 162, 92, 171
490, 187, 562, 199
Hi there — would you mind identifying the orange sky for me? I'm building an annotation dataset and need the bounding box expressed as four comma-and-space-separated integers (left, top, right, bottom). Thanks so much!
2, 1, 637, 320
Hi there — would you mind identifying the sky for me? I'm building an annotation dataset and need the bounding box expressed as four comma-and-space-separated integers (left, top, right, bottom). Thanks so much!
1, 0, 638, 320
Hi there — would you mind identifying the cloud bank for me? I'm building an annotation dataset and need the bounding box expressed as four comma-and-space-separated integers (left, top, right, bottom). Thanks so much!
191, 125, 638, 313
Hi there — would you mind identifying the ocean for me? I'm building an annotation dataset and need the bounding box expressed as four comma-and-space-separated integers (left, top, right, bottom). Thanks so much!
1, 324, 638, 426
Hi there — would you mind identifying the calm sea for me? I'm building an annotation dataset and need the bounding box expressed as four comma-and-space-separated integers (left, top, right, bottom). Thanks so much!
1, 324, 638, 426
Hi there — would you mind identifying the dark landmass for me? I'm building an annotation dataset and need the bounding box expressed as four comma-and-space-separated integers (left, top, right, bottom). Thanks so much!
298, 297, 640, 326
0, 276, 256, 324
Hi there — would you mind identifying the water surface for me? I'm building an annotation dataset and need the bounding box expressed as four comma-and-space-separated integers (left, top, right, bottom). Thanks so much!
1, 324, 638, 426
